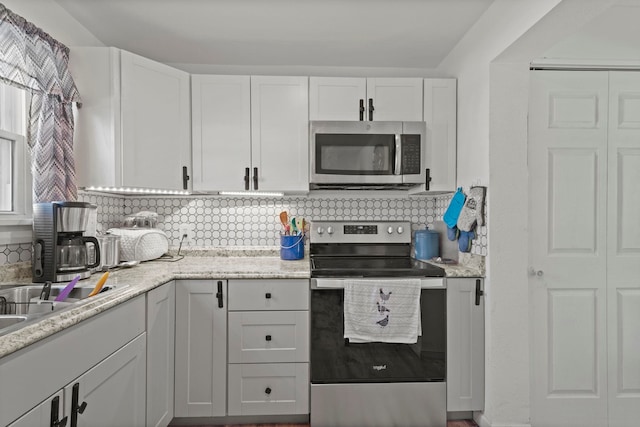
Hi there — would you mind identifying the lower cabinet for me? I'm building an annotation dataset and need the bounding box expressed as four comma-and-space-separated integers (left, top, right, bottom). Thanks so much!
1, 296, 146, 427
174, 278, 310, 420
146, 281, 176, 427
174, 279, 227, 417
446, 278, 485, 412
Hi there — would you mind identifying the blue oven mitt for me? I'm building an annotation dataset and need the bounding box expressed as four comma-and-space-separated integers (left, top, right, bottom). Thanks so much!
458, 229, 476, 252
443, 187, 466, 228
447, 225, 459, 241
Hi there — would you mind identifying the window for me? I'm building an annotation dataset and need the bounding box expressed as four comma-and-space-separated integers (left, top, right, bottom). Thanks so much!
0, 82, 32, 244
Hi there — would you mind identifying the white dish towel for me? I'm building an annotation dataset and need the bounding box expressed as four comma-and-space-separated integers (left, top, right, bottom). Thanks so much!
343, 278, 422, 344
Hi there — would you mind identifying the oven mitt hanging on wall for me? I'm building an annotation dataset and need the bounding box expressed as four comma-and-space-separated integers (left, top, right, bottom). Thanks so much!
457, 186, 486, 232
443, 187, 466, 228
458, 229, 476, 252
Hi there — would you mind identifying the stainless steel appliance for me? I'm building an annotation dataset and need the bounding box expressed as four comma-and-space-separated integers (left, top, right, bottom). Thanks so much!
309, 220, 447, 427
33, 201, 101, 282
309, 121, 429, 190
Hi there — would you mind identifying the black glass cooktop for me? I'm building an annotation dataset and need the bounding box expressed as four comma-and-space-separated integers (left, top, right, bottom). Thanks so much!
311, 257, 446, 278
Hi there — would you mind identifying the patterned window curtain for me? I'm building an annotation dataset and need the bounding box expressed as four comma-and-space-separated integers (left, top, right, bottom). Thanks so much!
0, 3, 81, 203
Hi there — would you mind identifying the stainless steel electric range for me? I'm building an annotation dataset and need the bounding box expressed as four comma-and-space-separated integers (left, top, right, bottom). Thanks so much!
309, 220, 447, 427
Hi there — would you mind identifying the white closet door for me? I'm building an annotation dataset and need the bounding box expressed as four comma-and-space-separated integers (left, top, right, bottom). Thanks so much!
607, 71, 640, 427
529, 70, 609, 427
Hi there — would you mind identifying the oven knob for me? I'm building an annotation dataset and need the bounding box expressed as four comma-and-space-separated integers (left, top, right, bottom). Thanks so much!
397, 226, 404, 234
387, 226, 394, 234
317, 227, 324, 235
327, 226, 334, 235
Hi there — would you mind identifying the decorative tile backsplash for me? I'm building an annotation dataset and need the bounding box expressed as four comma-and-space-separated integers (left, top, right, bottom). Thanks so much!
0, 191, 488, 266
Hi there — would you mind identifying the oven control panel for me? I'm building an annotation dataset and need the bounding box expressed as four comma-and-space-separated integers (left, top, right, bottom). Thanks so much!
310, 221, 411, 244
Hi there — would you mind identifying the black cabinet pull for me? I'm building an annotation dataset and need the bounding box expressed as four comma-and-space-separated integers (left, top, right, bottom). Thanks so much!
265, 387, 272, 395
368, 98, 374, 121
425, 168, 432, 190
216, 281, 224, 308
244, 167, 250, 190
70, 383, 87, 427
253, 167, 259, 190
475, 279, 484, 306
265, 292, 272, 299
182, 166, 190, 190
266, 334, 272, 341
359, 99, 365, 121
50, 396, 67, 427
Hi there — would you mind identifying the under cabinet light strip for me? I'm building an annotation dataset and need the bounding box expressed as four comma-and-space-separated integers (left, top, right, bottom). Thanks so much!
219, 191, 284, 197
85, 186, 190, 195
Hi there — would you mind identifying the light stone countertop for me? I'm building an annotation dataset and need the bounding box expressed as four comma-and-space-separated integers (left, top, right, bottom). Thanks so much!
0, 248, 484, 359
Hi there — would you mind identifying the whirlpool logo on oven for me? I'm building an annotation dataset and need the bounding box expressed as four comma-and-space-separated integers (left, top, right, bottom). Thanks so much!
372, 364, 387, 371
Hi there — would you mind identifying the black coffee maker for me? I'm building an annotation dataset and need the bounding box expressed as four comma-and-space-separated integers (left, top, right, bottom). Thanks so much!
32, 201, 101, 282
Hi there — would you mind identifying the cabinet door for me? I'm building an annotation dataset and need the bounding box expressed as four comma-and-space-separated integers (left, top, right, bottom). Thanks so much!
121, 50, 191, 191
192, 75, 251, 192
424, 78, 457, 192
250, 76, 309, 192
146, 282, 175, 427
366, 78, 423, 121
446, 278, 484, 411
309, 77, 366, 121
7, 391, 65, 427
174, 280, 227, 417
65, 334, 146, 427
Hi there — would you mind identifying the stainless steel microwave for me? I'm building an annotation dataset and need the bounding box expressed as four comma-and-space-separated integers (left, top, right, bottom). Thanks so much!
310, 121, 428, 190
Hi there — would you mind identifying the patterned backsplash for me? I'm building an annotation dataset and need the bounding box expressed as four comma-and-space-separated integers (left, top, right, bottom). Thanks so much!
0, 191, 488, 266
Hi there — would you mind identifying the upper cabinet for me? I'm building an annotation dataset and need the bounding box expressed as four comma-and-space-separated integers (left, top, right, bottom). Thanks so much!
70, 47, 191, 192
410, 78, 457, 194
191, 75, 309, 193
309, 77, 423, 121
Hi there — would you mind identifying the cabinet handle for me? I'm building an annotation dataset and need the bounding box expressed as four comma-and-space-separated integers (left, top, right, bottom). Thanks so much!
50, 396, 67, 427
244, 167, 250, 190
182, 166, 190, 190
368, 98, 374, 121
475, 279, 484, 306
265, 387, 272, 395
253, 167, 259, 190
359, 99, 365, 121
425, 168, 432, 190
266, 334, 272, 341
70, 383, 88, 427
265, 292, 272, 299
216, 280, 224, 308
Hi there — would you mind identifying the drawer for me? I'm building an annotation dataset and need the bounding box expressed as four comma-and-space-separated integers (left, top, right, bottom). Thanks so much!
228, 279, 309, 311
227, 363, 309, 416
228, 311, 309, 363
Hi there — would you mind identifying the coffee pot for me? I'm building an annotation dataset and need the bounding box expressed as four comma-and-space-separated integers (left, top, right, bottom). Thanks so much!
33, 201, 101, 282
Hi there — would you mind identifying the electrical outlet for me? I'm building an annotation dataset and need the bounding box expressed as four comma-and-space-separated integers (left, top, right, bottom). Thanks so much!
178, 223, 195, 245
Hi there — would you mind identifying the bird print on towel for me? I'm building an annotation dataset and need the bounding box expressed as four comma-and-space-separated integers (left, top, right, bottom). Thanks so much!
376, 315, 389, 327
376, 301, 390, 314
379, 288, 392, 301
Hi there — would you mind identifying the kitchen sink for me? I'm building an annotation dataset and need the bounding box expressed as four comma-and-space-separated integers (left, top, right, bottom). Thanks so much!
0, 283, 122, 336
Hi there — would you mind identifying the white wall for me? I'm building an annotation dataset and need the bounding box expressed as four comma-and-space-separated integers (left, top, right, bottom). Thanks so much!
1, 0, 103, 47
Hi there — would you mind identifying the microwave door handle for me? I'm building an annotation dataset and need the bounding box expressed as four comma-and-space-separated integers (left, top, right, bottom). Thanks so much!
394, 134, 402, 175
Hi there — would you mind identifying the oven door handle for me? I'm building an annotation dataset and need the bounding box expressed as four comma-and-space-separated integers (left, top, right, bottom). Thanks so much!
311, 278, 445, 289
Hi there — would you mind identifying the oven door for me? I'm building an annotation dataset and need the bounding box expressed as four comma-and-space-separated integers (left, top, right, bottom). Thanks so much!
310, 284, 446, 384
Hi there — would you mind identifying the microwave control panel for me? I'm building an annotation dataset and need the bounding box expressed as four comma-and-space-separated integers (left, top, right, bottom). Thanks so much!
401, 135, 421, 174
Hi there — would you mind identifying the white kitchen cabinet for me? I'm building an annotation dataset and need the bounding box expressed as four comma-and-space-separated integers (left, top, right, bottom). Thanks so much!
174, 279, 227, 417
0, 296, 146, 427
227, 279, 310, 416
7, 391, 65, 427
64, 333, 147, 427
309, 77, 423, 121
446, 278, 485, 412
146, 282, 175, 427
70, 47, 191, 192
191, 75, 308, 193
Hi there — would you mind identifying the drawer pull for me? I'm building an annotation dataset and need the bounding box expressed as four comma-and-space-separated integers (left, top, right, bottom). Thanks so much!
265, 334, 272, 341
265, 292, 272, 299
265, 387, 272, 395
